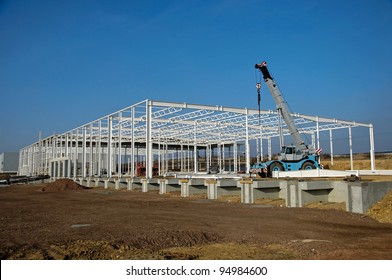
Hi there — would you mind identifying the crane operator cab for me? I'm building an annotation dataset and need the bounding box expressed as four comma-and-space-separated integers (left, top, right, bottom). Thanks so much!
278, 146, 304, 161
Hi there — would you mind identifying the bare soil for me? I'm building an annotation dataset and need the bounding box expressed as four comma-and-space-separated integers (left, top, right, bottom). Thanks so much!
1, 179, 392, 260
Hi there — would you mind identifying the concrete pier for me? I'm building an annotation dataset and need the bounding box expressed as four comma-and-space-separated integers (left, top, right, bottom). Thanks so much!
182, 179, 205, 197
180, 179, 190, 197
142, 178, 160, 192
159, 178, 182, 194
346, 181, 392, 213
238, 179, 282, 204
71, 176, 392, 214
205, 179, 239, 200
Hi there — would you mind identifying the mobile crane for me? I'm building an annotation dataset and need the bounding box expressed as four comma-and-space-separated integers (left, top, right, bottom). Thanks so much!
250, 61, 321, 177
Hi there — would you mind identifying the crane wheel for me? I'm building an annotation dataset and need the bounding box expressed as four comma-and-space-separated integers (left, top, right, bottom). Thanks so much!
301, 161, 316, 170
268, 162, 284, 177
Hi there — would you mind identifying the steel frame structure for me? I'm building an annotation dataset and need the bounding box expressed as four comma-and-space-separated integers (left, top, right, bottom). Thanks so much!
18, 99, 376, 178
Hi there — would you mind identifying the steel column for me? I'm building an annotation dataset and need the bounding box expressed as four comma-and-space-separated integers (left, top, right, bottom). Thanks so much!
245, 108, 250, 174
145, 101, 152, 179
82, 126, 87, 178
108, 116, 113, 177
131, 108, 135, 177
329, 129, 334, 167
349, 126, 353, 170
369, 124, 376, 171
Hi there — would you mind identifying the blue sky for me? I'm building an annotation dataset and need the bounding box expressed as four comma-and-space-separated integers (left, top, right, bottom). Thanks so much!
1, 0, 391, 153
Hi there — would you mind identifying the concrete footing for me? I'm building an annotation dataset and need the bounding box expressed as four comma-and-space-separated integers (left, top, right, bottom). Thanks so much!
72, 176, 392, 214
346, 181, 392, 213
205, 179, 240, 199
142, 179, 159, 192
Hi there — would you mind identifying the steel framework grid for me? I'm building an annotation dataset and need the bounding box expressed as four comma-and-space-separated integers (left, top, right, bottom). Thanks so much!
18, 99, 375, 178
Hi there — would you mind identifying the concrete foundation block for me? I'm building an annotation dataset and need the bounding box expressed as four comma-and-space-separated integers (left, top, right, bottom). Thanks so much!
238, 178, 253, 204
346, 183, 360, 213
141, 179, 159, 192
286, 181, 299, 207
114, 179, 120, 190
346, 181, 392, 214
159, 179, 167, 194
205, 179, 218, 199
180, 179, 190, 197
126, 178, 133, 190
104, 179, 109, 189
142, 179, 148, 192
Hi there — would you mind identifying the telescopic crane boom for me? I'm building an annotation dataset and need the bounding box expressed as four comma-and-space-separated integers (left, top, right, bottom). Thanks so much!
251, 61, 320, 177
255, 61, 309, 154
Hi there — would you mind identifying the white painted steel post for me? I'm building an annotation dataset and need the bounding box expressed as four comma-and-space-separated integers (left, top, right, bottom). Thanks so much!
316, 116, 320, 150
108, 116, 113, 177
28, 146, 33, 176
222, 143, 225, 172
234, 142, 237, 173
245, 108, 250, 174
52, 137, 56, 160
187, 145, 190, 173
74, 130, 78, 177
180, 144, 184, 172
97, 120, 101, 177
158, 131, 161, 176
31, 145, 34, 175
238, 143, 242, 172
260, 137, 263, 161
228, 144, 231, 172
31, 146, 35, 176
82, 127, 87, 178
118, 112, 122, 177
44, 139, 48, 175
209, 145, 213, 172
218, 141, 221, 173
59, 134, 63, 158
369, 124, 376, 171
146, 101, 153, 179
65, 133, 69, 177
329, 129, 334, 166
89, 124, 93, 177
131, 107, 135, 178
47, 139, 50, 174
165, 143, 169, 173
38, 131, 42, 175
64, 133, 69, 157
349, 126, 353, 170
194, 121, 198, 173
268, 138, 272, 161
278, 111, 284, 149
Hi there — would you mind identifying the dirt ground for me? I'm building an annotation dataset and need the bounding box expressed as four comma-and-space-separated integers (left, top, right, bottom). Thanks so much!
1, 179, 392, 260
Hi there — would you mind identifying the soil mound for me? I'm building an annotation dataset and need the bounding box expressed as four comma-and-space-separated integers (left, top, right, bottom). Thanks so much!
367, 190, 392, 223
130, 230, 221, 250
41, 179, 88, 192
